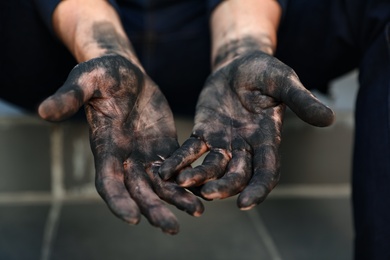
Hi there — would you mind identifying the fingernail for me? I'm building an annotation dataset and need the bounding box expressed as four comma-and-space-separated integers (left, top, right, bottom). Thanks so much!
203, 192, 222, 200
123, 216, 140, 225
193, 211, 203, 217
179, 179, 196, 187
239, 204, 256, 211
162, 226, 179, 235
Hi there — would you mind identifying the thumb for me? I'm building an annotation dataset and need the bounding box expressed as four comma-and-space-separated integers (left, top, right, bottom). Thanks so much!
281, 76, 335, 127
38, 65, 95, 122
38, 85, 85, 122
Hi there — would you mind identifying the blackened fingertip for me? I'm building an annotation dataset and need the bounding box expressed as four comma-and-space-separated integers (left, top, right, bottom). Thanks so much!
159, 158, 183, 180
119, 208, 141, 224
161, 223, 180, 235
203, 192, 222, 200
176, 169, 199, 187
163, 228, 179, 235
193, 202, 205, 217
316, 104, 335, 126
192, 210, 203, 217
173, 198, 204, 217
314, 106, 336, 127
237, 193, 264, 210
187, 204, 205, 217
237, 198, 257, 210
38, 101, 60, 122
158, 165, 173, 181
179, 179, 196, 187
326, 107, 336, 126
37, 103, 48, 119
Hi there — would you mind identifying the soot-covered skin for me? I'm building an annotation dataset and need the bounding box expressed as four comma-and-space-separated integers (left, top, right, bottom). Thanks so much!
39, 55, 204, 234
160, 49, 335, 210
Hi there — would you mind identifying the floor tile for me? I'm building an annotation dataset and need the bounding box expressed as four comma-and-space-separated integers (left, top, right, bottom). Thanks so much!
0, 204, 50, 260
52, 199, 270, 260
279, 111, 353, 185
0, 122, 51, 192
257, 198, 353, 260
61, 122, 95, 191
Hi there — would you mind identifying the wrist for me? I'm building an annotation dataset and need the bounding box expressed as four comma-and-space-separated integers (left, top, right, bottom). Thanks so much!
72, 21, 141, 66
53, 0, 142, 68
210, 0, 281, 70
212, 35, 274, 71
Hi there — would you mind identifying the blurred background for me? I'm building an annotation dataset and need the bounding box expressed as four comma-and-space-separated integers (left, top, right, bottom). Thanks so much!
0, 71, 357, 260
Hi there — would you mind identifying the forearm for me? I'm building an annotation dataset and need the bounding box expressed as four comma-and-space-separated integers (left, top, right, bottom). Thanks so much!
210, 0, 281, 70
53, 0, 141, 67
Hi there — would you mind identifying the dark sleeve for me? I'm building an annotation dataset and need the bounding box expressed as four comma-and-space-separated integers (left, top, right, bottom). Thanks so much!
208, 0, 289, 19
207, 0, 222, 13
33, 0, 121, 35
276, 0, 289, 20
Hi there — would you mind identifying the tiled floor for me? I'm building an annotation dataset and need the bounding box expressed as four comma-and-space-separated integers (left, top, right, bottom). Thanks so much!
0, 70, 357, 260
0, 204, 49, 260
0, 114, 355, 260
0, 195, 353, 260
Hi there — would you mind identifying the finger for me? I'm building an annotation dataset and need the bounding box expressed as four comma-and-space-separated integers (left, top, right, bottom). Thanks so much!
201, 149, 252, 199
281, 75, 335, 127
237, 145, 280, 210
95, 157, 141, 225
159, 137, 208, 180
38, 64, 96, 121
169, 166, 213, 201
148, 164, 205, 217
176, 148, 230, 187
125, 161, 179, 235
177, 167, 213, 201
38, 86, 86, 121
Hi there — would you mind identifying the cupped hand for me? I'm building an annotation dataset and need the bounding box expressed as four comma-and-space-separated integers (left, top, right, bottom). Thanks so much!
39, 55, 204, 234
160, 50, 334, 210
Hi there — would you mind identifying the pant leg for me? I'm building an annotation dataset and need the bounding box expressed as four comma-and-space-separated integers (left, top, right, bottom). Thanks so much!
353, 22, 390, 260
0, 0, 76, 112
276, 0, 390, 258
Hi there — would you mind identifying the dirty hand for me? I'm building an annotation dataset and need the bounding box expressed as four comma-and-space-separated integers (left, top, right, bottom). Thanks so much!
160, 50, 334, 210
38, 55, 204, 234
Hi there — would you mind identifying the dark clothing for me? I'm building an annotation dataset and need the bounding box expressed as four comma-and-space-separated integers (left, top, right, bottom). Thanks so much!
352, 25, 390, 259
276, 2, 390, 259
1, 0, 389, 258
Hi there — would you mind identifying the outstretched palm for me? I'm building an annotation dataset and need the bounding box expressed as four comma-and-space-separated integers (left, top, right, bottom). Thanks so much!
39, 55, 204, 234
160, 51, 334, 209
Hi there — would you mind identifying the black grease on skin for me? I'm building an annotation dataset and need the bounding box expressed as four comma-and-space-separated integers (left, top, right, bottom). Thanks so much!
213, 35, 272, 69
162, 36, 334, 208
189, 65, 284, 198
93, 22, 136, 57
81, 55, 204, 233
42, 21, 205, 234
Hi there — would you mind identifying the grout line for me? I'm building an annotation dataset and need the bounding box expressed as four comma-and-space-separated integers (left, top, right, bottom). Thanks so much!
40, 200, 62, 260
0, 184, 351, 205
0, 191, 100, 205
268, 184, 351, 199
0, 192, 53, 204
0, 115, 49, 125
40, 125, 66, 260
50, 125, 65, 198
246, 209, 283, 260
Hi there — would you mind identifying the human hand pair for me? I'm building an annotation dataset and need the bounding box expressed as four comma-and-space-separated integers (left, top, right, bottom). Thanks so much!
39, 51, 334, 234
